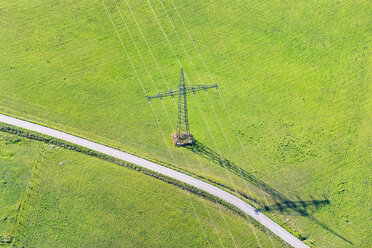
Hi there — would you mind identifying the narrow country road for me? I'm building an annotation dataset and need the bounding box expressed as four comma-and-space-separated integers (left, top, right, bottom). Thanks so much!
0, 113, 309, 248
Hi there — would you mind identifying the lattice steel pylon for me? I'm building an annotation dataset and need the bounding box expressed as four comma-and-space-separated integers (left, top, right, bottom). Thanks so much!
147, 68, 218, 146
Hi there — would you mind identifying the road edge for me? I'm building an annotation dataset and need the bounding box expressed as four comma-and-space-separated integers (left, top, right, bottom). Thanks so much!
0, 114, 311, 248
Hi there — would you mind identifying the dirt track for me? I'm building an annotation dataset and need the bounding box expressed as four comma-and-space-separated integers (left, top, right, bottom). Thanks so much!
0, 113, 309, 248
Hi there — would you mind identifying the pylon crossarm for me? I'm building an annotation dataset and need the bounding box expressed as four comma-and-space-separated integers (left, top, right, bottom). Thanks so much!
186, 83, 218, 94
146, 87, 180, 100
146, 84, 218, 100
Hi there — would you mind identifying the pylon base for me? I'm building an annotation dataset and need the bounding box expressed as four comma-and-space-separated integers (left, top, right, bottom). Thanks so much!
172, 133, 194, 147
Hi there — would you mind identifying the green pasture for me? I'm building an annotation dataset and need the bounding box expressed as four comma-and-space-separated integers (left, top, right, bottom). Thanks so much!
0, 133, 38, 245
0, 132, 282, 247
0, 0, 370, 247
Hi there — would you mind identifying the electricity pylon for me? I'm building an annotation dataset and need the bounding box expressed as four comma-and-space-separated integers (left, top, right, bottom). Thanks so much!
147, 68, 218, 146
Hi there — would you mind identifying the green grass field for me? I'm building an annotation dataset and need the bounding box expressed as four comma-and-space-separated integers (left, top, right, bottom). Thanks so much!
0, 0, 370, 247
0, 132, 283, 247
0, 133, 38, 245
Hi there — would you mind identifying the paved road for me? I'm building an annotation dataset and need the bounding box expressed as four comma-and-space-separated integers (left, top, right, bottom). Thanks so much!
0, 113, 309, 248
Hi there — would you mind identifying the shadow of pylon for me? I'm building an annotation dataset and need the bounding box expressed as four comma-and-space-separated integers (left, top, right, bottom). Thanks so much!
185, 139, 352, 244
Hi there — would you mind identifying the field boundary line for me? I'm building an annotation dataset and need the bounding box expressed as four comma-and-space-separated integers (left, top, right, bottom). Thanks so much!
0, 114, 310, 248
0, 111, 266, 209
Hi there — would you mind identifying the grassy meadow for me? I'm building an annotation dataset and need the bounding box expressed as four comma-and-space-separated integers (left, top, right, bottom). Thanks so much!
0, 0, 371, 247
0, 133, 38, 245
0, 132, 283, 247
